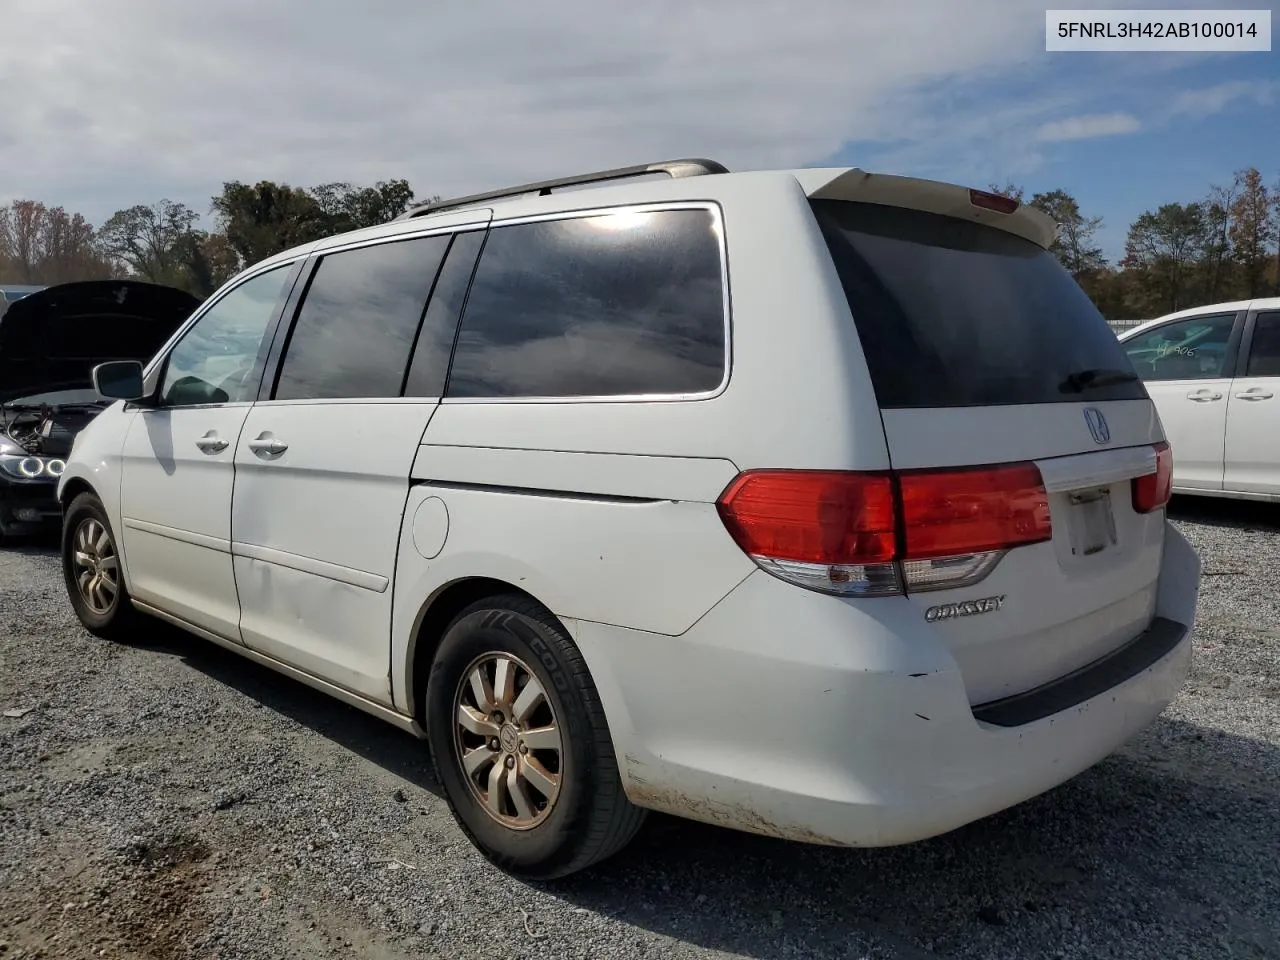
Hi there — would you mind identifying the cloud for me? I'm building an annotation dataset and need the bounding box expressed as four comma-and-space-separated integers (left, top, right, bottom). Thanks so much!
1035, 113, 1141, 143
0, 0, 1259, 237
1167, 80, 1278, 119
0, 0, 1061, 226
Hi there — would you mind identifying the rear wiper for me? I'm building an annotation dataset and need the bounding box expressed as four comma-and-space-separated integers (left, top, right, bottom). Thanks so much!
1058, 368, 1140, 394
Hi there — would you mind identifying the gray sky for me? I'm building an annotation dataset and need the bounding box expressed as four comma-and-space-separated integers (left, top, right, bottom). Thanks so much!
0, 0, 1256, 241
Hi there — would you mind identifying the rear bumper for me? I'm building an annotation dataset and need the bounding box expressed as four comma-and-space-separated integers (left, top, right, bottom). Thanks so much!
575, 521, 1199, 847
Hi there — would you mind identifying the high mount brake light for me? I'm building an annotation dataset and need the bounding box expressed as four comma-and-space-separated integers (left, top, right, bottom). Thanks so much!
968, 189, 1019, 215
716, 463, 1052, 597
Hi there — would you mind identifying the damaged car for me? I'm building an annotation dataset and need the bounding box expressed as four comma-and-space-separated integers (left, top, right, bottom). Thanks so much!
0, 280, 199, 539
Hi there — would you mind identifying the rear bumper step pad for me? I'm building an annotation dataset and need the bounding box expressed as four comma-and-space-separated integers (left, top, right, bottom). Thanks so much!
971, 616, 1188, 727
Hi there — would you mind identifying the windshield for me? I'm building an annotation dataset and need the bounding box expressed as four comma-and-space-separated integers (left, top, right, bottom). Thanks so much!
811, 199, 1148, 408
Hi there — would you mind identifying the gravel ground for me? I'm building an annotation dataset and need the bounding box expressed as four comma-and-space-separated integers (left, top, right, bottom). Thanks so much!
1, 499, 1277, 960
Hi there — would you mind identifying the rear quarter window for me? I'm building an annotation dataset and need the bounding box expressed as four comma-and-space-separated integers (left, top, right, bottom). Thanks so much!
811, 200, 1147, 408
446, 207, 726, 399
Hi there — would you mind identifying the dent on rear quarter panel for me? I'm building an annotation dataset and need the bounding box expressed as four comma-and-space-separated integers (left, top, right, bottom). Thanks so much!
401, 445, 757, 637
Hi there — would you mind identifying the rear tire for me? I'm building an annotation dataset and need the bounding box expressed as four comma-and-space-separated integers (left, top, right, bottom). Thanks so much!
424, 594, 646, 879
61, 492, 145, 642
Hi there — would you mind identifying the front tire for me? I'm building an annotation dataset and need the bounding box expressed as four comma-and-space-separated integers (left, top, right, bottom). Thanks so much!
61, 492, 144, 641
425, 594, 646, 879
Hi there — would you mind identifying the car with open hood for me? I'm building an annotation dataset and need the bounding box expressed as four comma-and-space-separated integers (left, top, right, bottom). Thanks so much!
0, 280, 199, 538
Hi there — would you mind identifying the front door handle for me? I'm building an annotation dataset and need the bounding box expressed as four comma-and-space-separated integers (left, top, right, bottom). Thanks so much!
1186, 389, 1223, 402
1234, 389, 1274, 400
247, 434, 289, 457
195, 432, 229, 454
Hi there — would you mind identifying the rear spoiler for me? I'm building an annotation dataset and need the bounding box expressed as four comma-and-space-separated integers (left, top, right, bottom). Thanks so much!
793, 168, 1059, 250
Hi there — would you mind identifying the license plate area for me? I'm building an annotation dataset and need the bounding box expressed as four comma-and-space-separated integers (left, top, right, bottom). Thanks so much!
1067, 487, 1117, 557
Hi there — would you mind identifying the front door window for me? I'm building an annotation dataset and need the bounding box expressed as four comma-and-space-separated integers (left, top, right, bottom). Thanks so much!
161, 267, 294, 406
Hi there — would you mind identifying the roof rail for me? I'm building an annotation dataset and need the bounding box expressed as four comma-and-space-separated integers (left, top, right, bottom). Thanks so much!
396, 158, 729, 219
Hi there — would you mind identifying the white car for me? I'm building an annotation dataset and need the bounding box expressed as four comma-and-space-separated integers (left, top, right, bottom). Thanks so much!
1118, 299, 1280, 501
56, 159, 1201, 879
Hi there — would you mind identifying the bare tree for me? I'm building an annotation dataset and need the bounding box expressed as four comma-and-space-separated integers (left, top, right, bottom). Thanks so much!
0, 200, 113, 284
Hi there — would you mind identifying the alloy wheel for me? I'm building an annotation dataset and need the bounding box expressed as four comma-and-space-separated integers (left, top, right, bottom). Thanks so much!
72, 518, 119, 615
453, 651, 563, 829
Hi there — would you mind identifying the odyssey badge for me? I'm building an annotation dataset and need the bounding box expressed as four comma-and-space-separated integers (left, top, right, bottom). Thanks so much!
925, 595, 1006, 623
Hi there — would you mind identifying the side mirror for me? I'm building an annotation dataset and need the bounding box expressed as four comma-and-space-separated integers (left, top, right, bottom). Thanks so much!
91, 360, 146, 401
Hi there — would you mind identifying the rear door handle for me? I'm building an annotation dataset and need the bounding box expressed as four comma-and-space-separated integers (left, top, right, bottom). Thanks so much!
247, 435, 288, 457
195, 432, 229, 453
1186, 389, 1222, 401
1234, 389, 1274, 400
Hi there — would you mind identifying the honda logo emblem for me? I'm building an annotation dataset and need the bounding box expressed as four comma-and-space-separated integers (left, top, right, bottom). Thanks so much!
1083, 407, 1111, 444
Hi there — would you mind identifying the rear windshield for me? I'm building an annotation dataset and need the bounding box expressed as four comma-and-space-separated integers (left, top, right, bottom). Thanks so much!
811, 199, 1146, 408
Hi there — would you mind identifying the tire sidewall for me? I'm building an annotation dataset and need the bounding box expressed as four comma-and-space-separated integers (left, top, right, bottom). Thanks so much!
425, 606, 596, 875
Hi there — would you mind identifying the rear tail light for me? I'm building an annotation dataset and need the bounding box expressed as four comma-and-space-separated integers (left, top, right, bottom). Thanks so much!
1132, 442, 1172, 513
715, 471, 899, 597
716, 462, 1052, 597
899, 463, 1052, 558
898, 463, 1052, 592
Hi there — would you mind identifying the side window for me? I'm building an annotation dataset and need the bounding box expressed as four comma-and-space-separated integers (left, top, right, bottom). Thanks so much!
272, 235, 451, 401
1245, 312, 1280, 378
403, 231, 485, 397
1122, 314, 1236, 381
446, 208, 726, 399
161, 266, 293, 407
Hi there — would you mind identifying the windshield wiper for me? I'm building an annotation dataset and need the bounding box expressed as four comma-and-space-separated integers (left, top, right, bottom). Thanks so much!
1058, 368, 1140, 394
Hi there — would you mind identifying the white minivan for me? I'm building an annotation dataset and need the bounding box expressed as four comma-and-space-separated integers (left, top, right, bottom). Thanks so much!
57, 159, 1201, 878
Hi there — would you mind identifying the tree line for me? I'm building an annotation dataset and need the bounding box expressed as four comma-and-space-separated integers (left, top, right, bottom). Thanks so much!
990, 167, 1278, 319
0, 178, 429, 298
2, 168, 1278, 321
